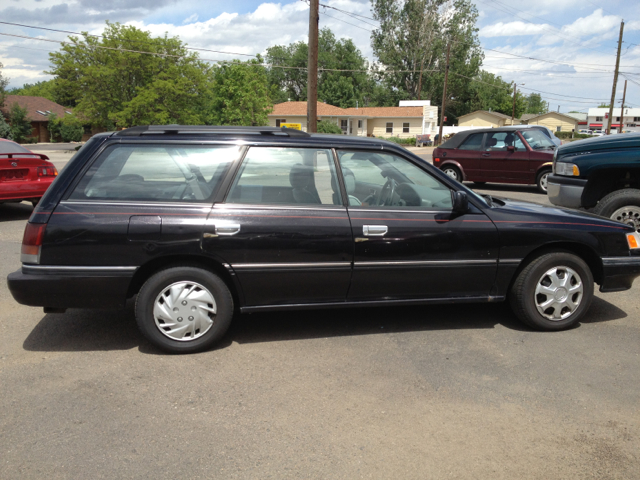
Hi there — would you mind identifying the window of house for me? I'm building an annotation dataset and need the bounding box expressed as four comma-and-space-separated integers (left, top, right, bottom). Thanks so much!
595, 116, 603, 122
616, 117, 620, 121
341, 119, 348, 133
386, 122, 393, 134
275, 119, 286, 127
358, 120, 362, 129
556, 126, 562, 132
403, 123, 410, 133
634, 117, 640, 122
226, 147, 341, 206
70, 145, 242, 203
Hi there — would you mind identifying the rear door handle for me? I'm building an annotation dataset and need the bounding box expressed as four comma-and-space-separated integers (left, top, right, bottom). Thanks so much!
215, 224, 241, 236
363, 225, 388, 236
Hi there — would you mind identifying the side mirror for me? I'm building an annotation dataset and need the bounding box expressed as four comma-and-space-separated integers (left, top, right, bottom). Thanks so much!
507, 145, 515, 152
451, 191, 468, 213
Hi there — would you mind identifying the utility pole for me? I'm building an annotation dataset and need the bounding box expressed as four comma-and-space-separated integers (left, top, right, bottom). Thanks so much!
607, 21, 624, 135
619, 79, 627, 133
307, 0, 319, 133
511, 82, 517, 125
437, 41, 451, 146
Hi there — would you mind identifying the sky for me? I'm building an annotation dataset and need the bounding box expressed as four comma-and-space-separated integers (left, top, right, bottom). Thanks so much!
1, 0, 639, 114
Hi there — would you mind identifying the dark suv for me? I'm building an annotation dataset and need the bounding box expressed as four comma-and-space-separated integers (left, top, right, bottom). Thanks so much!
7, 126, 640, 353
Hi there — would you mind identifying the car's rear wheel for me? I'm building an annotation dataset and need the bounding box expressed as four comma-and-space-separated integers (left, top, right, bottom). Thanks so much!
442, 166, 462, 182
536, 169, 551, 194
509, 252, 593, 331
135, 266, 234, 353
593, 189, 640, 233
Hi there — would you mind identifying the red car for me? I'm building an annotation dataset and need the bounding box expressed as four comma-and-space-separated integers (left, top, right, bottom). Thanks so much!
433, 127, 556, 193
0, 139, 58, 207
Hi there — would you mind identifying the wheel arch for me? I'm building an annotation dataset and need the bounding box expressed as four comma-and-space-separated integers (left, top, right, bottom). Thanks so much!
126, 254, 244, 308
440, 160, 466, 181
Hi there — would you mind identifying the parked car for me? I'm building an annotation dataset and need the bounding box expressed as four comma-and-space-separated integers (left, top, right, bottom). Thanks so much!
7, 126, 640, 353
0, 139, 58, 207
433, 127, 556, 193
548, 133, 640, 233
579, 129, 593, 135
592, 130, 604, 137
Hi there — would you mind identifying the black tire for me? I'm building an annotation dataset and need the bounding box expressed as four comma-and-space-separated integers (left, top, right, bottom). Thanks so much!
441, 165, 462, 182
509, 252, 593, 331
536, 169, 551, 194
135, 266, 234, 353
593, 188, 640, 233
31, 199, 40, 208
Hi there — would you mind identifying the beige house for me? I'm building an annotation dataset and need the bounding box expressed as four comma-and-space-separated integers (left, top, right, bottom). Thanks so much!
521, 112, 579, 133
457, 110, 520, 127
268, 101, 437, 138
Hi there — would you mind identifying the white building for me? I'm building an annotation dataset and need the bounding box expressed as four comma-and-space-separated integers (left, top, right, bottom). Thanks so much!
586, 107, 640, 134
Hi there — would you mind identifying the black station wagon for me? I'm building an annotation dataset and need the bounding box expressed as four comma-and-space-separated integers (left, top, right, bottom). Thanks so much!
7, 126, 640, 353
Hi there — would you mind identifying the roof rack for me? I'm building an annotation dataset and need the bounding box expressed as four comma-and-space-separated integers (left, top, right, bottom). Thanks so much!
116, 125, 311, 137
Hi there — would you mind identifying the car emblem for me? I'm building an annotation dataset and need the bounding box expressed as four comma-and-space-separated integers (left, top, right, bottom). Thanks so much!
11, 162, 18, 167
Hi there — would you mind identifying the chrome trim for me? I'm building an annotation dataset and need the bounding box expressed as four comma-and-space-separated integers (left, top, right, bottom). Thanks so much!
60, 200, 210, 208
232, 262, 351, 269
348, 208, 449, 214
499, 259, 522, 265
602, 257, 640, 266
216, 204, 347, 212
215, 224, 241, 236
363, 225, 388, 236
355, 259, 497, 267
23, 265, 136, 273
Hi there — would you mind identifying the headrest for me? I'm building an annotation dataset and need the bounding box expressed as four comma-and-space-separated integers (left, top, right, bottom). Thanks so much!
343, 167, 356, 194
289, 164, 314, 189
504, 133, 514, 143
486, 138, 498, 147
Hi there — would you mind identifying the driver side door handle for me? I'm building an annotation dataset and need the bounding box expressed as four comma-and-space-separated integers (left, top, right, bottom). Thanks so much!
363, 225, 388, 236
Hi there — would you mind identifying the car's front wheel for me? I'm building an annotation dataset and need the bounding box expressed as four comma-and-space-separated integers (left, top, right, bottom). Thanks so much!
442, 166, 462, 182
536, 169, 551, 194
135, 266, 234, 353
509, 252, 593, 331
594, 189, 640, 233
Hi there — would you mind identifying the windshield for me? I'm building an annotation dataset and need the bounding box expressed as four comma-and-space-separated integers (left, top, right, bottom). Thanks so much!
0, 140, 32, 154
520, 129, 556, 150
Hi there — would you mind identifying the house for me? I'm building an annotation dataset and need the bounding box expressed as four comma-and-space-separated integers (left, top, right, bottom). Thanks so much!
563, 112, 588, 130
520, 112, 579, 133
0, 95, 72, 142
586, 107, 640, 134
267, 100, 438, 138
457, 110, 519, 127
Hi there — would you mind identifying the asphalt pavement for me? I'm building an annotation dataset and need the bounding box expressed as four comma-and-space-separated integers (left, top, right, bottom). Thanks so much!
1, 149, 639, 479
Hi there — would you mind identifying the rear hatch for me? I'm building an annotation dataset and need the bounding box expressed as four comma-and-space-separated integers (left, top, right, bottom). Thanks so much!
0, 153, 53, 183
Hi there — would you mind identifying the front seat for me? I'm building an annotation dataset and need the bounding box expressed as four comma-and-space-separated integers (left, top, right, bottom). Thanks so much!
289, 164, 322, 204
330, 167, 361, 206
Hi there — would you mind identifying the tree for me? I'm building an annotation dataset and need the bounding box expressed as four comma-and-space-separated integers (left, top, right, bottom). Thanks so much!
0, 62, 9, 107
370, 0, 483, 109
207, 60, 272, 126
265, 28, 373, 108
525, 93, 547, 115
9, 103, 33, 143
0, 113, 11, 139
8, 80, 65, 106
48, 22, 211, 128
317, 119, 343, 134
461, 71, 525, 119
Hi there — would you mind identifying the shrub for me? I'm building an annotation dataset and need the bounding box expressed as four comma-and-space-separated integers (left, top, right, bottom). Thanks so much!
385, 136, 416, 145
60, 122, 83, 142
0, 113, 11, 139
9, 103, 33, 143
316, 120, 343, 135
47, 113, 62, 142
554, 131, 590, 140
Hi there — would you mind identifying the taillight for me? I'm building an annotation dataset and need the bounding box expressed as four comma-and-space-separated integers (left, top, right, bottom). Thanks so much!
37, 166, 58, 177
21, 223, 46, 264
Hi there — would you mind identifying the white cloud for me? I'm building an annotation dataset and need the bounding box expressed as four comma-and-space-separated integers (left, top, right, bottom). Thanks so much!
479, 21, 550, 38
561, 9, 619, 38
182, 13, 198, 25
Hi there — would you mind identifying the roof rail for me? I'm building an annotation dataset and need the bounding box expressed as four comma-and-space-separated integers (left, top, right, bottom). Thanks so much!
116, 125, 311, 137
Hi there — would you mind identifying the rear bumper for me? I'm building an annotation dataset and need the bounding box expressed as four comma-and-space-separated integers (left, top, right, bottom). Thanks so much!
547, 174, 587, 209
600, 256, 640, 292
0, 179, 54, 201
7, 265, 135, 309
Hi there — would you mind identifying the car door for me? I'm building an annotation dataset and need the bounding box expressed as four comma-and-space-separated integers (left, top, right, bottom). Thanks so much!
336, 150, 499, 301
477, 131, 530, 182
449, 132, 485, 181
201, 146, 353, 307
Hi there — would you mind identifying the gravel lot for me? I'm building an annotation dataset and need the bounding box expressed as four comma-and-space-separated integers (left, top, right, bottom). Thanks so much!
1, 149, 638, 479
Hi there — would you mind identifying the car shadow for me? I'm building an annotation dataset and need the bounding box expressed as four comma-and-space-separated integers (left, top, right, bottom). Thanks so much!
23, 296, 628, 354
0, 202, 33, 222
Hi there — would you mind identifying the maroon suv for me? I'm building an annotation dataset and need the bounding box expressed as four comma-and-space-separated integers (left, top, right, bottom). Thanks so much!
433, 127, 556, 193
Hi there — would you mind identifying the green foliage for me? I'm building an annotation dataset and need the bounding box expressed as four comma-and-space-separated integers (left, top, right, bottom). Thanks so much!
8, 80, 65, 105
555, 131, 590, 140
597, 104, 611, 108
47, 112, 84, 142
60, 121, 83, 142
0, 113, 11, 139
525, 93, 547, 115
0, 62, 8, 107
207, 60, 272, 126
385, 136, 416, 145
9, 103, 33, 143
317, 119, 343, 134
265, 29, 373, 108
462, 71, 525, 119
48, 21, 211, 127
47, 113, 61, 141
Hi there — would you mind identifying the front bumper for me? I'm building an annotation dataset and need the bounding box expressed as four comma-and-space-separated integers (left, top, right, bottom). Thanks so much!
600, 256, 640, 292
7, 265, 135, 309
547, 174, 587, 209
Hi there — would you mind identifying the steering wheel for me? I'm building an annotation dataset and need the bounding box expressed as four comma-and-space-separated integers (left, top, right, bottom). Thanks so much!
378, 178, 398, 206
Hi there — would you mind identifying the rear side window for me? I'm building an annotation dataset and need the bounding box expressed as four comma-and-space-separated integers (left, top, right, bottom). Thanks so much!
458, 133, 484, 151
69, 144, 242, 203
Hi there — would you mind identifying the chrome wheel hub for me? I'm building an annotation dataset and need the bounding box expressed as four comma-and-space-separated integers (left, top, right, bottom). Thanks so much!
444, 168, 458, 180
539, 172, 549, 191
534, 266, 583, 321
153, 281, 216, 341
610, 206, 640, 232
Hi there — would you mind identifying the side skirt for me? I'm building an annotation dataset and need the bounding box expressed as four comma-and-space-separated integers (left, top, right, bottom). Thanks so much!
240, 295, 506, 313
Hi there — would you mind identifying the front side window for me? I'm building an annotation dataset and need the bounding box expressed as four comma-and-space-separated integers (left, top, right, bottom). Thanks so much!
226, 147, 341, 206
69, 144, 241, 202
386, 122, 393, 134
520, 129, 556, 150
337, 150, 452, 209
458, 133, 484, 151
484, 131, 525, 151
